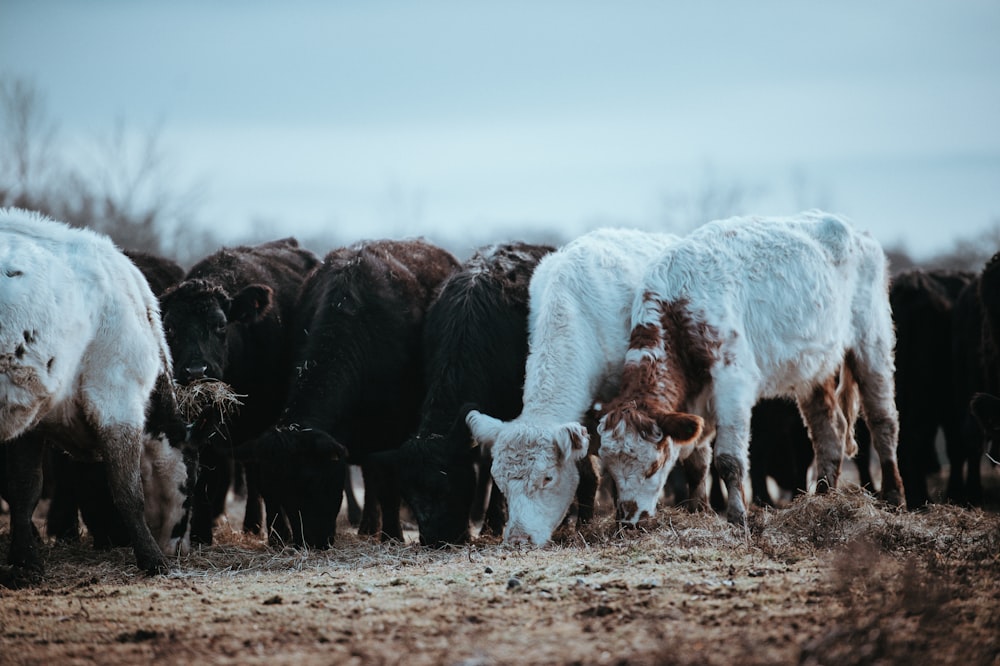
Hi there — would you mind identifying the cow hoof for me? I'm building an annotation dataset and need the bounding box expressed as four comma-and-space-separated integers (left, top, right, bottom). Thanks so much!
726, 510, 748, 529
881, 490, 906, 511
0, 564, 44, 589
141, 556, 170, 577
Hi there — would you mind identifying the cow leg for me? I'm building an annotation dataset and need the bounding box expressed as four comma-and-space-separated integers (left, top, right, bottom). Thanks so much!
98, 425, 168, 575
797, 375, 848, 493
681, 441, 712, 513
46, 452, 82, 543
847, 352, 905, 508
358, 464, 381, 537
344, 465, 362, 527
470, 457, 491, 525
190, 447, 232, 545
480, 481, 506, 537
241, 462, 264, 536
713, 418, 752, 527
0, 433, 46, 588
574, 454, 599, 526
853, 421, 875, 490
366, 461, 402, 542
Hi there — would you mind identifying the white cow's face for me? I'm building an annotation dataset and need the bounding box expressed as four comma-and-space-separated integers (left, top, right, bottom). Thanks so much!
597, 405, 703, 524
466, 411, 588, 546
140, 435, 192, 556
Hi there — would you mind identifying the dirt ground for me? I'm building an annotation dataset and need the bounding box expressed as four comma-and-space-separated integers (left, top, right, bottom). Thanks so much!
2, 469, 999, 665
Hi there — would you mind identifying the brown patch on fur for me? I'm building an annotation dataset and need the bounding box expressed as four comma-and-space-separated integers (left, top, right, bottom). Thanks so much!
617, 500, 639, 521
644, 456, 666, 479
600, 297, 720, 439
629, 322, 661, 351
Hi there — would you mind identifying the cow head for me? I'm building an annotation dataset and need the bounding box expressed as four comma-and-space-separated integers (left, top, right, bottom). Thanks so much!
596, 401, 703, 524
378, 410, 479, 547
160, 279, 274, 385
140, 432, 197, 557
230, 426, 347, 548
466, 409, 588, 546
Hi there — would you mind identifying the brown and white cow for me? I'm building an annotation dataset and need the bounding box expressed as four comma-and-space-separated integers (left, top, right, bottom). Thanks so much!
597, 211, 905, 527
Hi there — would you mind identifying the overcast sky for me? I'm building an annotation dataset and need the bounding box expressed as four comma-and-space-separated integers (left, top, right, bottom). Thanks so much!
2, 1, 999, 258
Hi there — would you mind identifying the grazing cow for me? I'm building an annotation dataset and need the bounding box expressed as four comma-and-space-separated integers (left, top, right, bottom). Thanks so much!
232, 239, 459, 547
596, 212, 905, 527
972, 253, 1000, 462
46, 248, 189, 547
949, 253, 1000, 505
887, 269, 974, 507
375, 242, 555, 546
465, 228, 681, 546
159, 238, 320, 543
0, 208, 177, 586
950, 277, 988, 506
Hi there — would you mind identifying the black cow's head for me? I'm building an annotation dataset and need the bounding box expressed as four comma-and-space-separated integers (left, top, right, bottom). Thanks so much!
160, 279, 274, 385
229, 426, 347, 549
377, 407, 480, 547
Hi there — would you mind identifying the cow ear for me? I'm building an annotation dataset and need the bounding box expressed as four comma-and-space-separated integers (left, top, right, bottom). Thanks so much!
971, 393, 1000, 435
229, 284, 274, 324
553, 423, 589, 462
655, 412, 704, 446
465, 410, 504, 451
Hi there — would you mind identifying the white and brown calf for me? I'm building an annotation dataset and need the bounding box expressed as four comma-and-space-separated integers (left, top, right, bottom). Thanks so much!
597, 211, 904, 527
466, 227, 680, 546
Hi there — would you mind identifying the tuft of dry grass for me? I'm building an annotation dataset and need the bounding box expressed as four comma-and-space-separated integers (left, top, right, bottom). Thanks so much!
172, 378, 244, 423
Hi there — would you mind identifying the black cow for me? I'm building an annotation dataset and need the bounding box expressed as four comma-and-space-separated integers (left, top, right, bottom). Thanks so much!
889, 269, 973, 507
374, 242, 555, 546
123, 249, 185, 296
159, 237, 320, 543
949, 272, 992, 506
971, 254, 1000, 458
232, 239, 459, 547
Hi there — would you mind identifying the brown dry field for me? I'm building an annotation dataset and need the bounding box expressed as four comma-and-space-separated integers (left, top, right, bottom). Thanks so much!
2, 466, 999, 666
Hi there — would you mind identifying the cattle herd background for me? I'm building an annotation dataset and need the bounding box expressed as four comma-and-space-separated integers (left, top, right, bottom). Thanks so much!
1, 206, 999, 664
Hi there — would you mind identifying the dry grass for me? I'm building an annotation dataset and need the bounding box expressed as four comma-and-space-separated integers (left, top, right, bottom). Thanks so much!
2, 476, 999, 665
172, 379, 244, 424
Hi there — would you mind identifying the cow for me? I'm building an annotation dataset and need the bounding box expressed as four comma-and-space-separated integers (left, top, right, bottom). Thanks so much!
159, 237, 320, 543
374, 242, 555, 546
465, 228, 681, 546
0, 208, 179, 586
596, 211, 905, 528
949, 253, 1000, 506
231, 239, 459, 547
46, 248, 189, 547
123, 249, 185, 296
972, 253, 1000, 463
886, 269, 974, 507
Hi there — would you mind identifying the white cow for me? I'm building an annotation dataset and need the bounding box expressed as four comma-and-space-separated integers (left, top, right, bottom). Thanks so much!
596, 211, 905, 527
0, 207, 183, 586
465, 228, 680, 545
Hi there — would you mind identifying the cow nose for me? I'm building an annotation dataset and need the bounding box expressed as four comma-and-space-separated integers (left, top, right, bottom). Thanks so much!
185, 365, 208, 381
505, 526, 531, 546
616, 500, 639, 523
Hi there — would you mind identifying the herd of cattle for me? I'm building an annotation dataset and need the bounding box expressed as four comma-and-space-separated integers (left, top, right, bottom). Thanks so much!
1, 206, 997, 587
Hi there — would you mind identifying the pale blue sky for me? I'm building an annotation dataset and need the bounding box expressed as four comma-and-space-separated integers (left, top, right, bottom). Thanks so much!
2, 0, 999, 258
